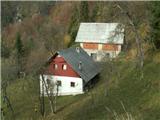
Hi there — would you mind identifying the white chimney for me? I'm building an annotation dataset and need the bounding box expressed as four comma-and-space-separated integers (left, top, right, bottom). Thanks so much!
76, 47, 80, 53
78, 61, 82, 70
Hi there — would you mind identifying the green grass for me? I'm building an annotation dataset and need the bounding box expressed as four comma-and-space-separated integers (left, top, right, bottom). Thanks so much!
2, 55, 160, 120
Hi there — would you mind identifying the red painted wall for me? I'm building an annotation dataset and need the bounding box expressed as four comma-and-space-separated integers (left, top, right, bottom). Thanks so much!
82, 42, 118, 51
102, 44, 118, 51
47, 55, 80, 78
83, 43, 98, 49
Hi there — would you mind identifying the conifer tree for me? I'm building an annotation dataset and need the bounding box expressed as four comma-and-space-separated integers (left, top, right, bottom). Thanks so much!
150, 2, 160, 49
68, 6, 80, 46
80, 1, 89, 22
15, 33, 24, 77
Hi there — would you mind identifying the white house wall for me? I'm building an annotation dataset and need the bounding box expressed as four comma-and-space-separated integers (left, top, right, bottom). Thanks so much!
40, 75, 83, 96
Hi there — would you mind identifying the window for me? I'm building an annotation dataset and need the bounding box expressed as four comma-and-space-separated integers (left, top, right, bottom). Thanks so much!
62, 64, 67, 70
46, 79, 51, 87
70, 82, 75, 87
91, 53, 97, 60
54, 64, 58, 70
105, 53, 110, 58
57, 80, 62, 86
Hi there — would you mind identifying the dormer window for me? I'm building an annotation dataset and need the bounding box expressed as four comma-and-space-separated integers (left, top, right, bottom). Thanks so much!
54, 64, 58, 70
62, 64, 67, 70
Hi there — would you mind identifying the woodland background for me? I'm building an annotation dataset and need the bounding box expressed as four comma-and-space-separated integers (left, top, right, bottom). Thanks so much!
1, 1, 160, 120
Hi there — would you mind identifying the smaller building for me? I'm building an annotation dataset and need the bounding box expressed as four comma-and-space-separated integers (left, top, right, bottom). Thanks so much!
75, 23, 125, 61
40, 47, 100, 96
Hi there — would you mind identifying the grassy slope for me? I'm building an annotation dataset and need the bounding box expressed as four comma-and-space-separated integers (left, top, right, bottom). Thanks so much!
2, 52, 160, 120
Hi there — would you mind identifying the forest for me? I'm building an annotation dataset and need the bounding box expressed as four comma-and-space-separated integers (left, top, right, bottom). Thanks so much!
1, 1, 160, 120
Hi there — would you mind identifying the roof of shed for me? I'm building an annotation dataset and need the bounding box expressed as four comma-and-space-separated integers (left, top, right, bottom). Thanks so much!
50, 47, 101, 84
75, 23, 125, 44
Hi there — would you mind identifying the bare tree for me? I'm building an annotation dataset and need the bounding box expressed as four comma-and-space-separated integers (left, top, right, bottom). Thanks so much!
54, 82, 59, 113
115, 3, 144, 78
40, 74, 54, 114
39, 76, 45, 116
1, 81, 15, 119
40, 73, 60, 114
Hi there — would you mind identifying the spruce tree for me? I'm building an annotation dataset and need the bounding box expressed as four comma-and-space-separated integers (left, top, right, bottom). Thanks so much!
150, 2, 160, 49
68, 6, 80, 46
15, 33, 24, 77
80, 1, 89, 22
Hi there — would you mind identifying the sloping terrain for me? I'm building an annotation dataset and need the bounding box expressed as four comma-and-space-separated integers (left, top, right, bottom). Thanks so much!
3, 52, 160, 120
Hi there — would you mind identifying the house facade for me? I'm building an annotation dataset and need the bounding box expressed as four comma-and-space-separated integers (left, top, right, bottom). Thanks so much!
40, 47, 100, 96
75, 23, 125, 61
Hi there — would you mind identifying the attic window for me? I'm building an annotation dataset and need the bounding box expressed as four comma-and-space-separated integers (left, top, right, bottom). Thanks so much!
54, 64, 58, 70
62, 64, 67, 70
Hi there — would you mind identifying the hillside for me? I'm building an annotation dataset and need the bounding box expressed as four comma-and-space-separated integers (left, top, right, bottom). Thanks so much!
2, 52, 160, 120
1, 1, 160, 120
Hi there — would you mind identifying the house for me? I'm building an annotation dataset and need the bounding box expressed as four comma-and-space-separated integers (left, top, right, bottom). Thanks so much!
40, 47, 100, 96
75, 23, 125, 61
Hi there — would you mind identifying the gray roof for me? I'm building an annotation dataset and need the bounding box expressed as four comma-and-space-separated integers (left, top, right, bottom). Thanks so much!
57, 47, 101, 84
75, 23, 124, 44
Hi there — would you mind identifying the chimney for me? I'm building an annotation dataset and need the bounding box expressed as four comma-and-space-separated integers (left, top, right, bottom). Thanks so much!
78, 61, 82, 71
76, 47, 80, 53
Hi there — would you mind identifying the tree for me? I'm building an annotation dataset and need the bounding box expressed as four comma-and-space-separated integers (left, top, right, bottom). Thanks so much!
1, 81, 15, 119
15, 32, 25, 78
80, 1, 89, 22
90, 3, 99, 22
115, 3, 144, 78
68, 6, 80, 46
1, 40, 10, 58
150, 2, 160, 49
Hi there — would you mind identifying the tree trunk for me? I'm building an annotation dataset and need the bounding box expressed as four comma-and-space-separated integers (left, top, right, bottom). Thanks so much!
40, 74, 54, 114
116, 4, 144, 78
39, 78, 45, 116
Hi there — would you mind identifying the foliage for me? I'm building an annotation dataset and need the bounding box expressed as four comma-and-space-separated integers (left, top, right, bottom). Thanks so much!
90, 3, 99, 22
1, 40, 10, 58
1, 58, 18, 82
68, 6, 80, 46
1, 1, 17, 28
14, 32, 25, 77
79, 1, 89, 22
64, 34, 71, 47
15, 33, 24, 59
150, 2, 160, 49
1, 1, 55, 28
